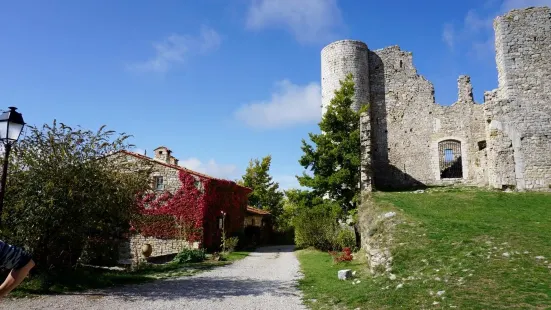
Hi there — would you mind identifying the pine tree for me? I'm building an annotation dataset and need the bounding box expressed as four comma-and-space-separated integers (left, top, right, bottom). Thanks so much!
240, 155, 284, 219
297, 73, 365, 213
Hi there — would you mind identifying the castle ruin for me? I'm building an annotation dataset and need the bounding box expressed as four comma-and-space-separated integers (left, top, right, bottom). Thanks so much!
321, 6, 551, 192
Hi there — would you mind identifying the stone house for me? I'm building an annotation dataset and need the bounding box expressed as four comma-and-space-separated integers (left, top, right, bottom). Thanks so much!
244, 206, 273, 245
245, 206, 271, 227
112, 146, 252, 263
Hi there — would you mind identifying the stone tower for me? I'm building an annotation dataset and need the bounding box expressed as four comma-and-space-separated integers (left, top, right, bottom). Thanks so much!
321, 40, 371, 114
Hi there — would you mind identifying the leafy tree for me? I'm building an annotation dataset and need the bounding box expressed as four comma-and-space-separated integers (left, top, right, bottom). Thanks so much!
297, 73, 365, 214
239, 155, 284, 220
0, 121, 152, 276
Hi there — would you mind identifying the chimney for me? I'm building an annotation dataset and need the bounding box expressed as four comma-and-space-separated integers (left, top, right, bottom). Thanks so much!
154, 146, 180, 166
153, 146, 170, 163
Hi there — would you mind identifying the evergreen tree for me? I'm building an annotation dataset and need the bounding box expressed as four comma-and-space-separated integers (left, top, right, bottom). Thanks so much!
297, 73, 365, 213
240, 155, 284, 219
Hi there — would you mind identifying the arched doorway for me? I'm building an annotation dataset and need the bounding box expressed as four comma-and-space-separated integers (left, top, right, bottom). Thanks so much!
438, 139, 463, 179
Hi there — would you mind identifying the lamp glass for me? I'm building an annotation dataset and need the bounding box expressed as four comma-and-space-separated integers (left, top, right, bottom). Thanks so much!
7, 122, 23, 142
0, 120, 7, 141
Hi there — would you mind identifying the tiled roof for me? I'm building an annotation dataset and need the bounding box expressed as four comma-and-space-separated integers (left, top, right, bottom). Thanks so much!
115, 150, 252, 192
246, 206, 271, 216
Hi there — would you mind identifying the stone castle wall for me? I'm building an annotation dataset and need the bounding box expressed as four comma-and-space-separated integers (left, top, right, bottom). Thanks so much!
484, 7, 551, 190
367, 47, 487, 189
321, 6, 551, 192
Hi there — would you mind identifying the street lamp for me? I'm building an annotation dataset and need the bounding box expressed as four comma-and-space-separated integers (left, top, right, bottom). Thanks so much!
0, 107, 25, 223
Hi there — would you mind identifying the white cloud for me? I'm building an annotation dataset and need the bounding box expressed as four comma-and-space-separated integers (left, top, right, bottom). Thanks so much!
471, 37, 496, 60
234, 80, 321, 129
442, 0, 550, 58
464, 9, 493, 32
245, 0, 343, 43
179, 157, 238, 180
442, 24, 455, 49
127, 25, 221, 74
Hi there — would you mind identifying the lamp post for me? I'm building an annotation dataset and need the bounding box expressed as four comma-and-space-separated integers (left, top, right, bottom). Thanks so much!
0, 107, 25, 223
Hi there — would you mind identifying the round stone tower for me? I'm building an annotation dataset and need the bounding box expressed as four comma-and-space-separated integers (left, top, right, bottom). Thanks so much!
321, 40, 370, 115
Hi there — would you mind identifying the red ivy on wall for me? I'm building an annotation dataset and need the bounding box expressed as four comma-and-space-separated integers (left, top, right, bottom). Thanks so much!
131, 169, 251, 248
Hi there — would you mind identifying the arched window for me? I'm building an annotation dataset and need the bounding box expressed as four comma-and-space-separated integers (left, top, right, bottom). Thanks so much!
438, 140, 463, 179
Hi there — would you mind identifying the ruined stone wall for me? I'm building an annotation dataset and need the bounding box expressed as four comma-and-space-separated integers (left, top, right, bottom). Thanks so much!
368, 47, 486, 189
485, 7, 551, 190
322, 6, 551, 192
360, 111, 372, 191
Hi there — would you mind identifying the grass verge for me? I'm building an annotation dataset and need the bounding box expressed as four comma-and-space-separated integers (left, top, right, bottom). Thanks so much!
11, 251, 250, 298
297, 188, 551, 309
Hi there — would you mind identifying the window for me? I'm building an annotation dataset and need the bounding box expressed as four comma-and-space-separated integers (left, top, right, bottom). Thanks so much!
438, 140, 463, 179
444, 149, 454, 162
478, 140, 487, 151
251, 218, 255, 226
154, 176, 164, 191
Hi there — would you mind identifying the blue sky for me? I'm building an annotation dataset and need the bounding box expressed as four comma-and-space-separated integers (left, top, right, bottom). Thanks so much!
0, 0, 549, 190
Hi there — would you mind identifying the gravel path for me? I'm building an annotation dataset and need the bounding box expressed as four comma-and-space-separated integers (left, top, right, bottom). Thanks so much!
1, 245, 306, 310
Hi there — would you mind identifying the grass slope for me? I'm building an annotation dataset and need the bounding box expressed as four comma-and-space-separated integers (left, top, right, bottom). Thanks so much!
12, 251, 250, 298
298, 189, 551, 309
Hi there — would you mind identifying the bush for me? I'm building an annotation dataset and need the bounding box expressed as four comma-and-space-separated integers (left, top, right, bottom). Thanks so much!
79, 237, 123, 266
329, 247, 353, 263
173, 248, 206, 264
294, 202, 341, 251
0, 121, 152, 275
269, 228, 295, 245
223, 237, 239, 253
335, 229, 356, 251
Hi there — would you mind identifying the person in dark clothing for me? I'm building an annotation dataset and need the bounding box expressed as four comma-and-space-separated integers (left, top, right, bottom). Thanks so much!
0, 241, 34, 297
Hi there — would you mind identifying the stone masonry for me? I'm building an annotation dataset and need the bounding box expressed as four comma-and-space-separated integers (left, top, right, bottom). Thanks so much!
113, 148, 204, 265
321, 6, 551, 192
119, 235, 199, 265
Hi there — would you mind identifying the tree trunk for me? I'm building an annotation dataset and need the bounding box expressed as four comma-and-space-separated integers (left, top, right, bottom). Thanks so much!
353, 223, 361, 249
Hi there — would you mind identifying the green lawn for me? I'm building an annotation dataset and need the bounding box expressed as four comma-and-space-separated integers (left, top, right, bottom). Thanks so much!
12, 251, 250, 298
297, 188, 551, 309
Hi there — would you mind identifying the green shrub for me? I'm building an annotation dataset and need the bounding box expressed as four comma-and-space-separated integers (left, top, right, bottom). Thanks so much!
0, 121, 152, 275
335, 229, 356, 251
223, 237, 239, 253
294, 202, 341, 251
173, 248, 205, 264
79, 237, 123, 266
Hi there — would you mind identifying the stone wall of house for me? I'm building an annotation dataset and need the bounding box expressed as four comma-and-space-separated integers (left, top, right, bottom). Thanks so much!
119, 234, 199, 265
321, 6, 551, 192
484, 7, 551, 191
